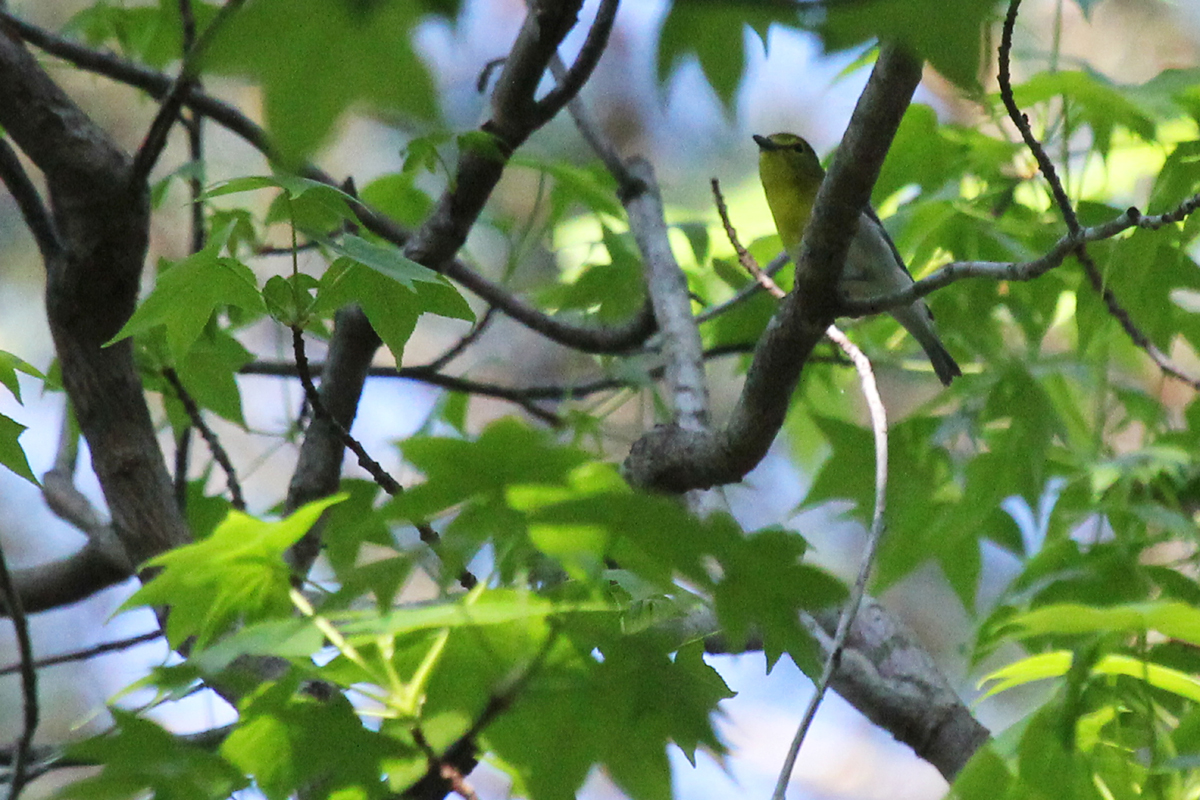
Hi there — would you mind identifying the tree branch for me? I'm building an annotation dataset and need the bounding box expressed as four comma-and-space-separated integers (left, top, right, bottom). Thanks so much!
997, 0, 1200, 389
622, 45, 922, 493
285, 0, 615, 524
0, 9, 656, 356
0, 137, 60, 259
0, 535, 37, 800
531, 0, 620, 128
162, 368, 245, 511
0, 27, 191, 570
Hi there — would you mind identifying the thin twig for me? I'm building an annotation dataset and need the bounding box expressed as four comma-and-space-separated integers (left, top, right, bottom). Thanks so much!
0, 538, 37, 800
0, 137, 59, 259
291, 328, 401, 495
179, 0, 206, 256
290, 329, 477, 590
998, 0, 1200, 390
422, 305, 498, 372
999, 0, 1078, 235
1076, 247, 1200, 390
529, 0, 621, 128
713, 176, 892, 798
694, 253, 788, 324
546, 53, 634, 188
128, 0, 245, 186
712, 179, 785, 300
771, 326, 887, 800
162, 368, 245, 510
173, 426, 192, 511
0, 631, 162, 677
241, 343, 780, 406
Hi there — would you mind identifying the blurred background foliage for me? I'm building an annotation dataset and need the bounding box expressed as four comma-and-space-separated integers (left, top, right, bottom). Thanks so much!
2, 1, 1200, 799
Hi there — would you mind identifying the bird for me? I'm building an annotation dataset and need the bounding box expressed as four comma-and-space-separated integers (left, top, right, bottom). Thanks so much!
754, 132, 961, 386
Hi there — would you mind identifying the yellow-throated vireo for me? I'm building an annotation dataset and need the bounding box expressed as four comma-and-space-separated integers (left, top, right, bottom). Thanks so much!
754, 132, 960, 385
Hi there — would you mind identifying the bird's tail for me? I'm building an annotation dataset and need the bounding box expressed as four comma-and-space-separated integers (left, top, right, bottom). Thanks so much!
893, 303, 962, 386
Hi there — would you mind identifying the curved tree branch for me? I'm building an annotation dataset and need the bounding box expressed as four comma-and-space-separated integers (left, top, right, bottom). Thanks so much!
0, 25, 191, 570
622, 45, 923, 493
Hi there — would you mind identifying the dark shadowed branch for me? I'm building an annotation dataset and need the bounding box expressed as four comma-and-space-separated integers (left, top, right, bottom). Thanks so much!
0, 137, 60, 259
284, 0, 617, 535
0, 536, 37, 800
0, 631, 162, 678
0, 9, 656, 357
0, 19, 191, 570
162, 368, 245, 510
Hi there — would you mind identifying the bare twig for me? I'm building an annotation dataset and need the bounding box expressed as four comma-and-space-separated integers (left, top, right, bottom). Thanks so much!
174, 426, 192, 511
162, 368, 245, 511
694, 253, 788, 324
838, 207, 1152, 314
245, 360, 563, 425
772, 326, 887, 800
997, 0, 1200, 389
128, 0, 245, 186
547, 54, 632, 187
290, 329, 477, 590
0, 538, 37, 800
242, 343, 763, 405
291, 328, 401, 496
0, 631, 162, 677
712, 178, 785, 300
0, 138, 59, 259
180, 0, 206, 256
531, 0, 620, 128
999, 0, 1078, 234
421, 305, 498, 373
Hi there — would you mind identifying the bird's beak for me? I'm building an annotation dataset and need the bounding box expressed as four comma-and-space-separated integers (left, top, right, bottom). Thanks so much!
752, 134, 776, 151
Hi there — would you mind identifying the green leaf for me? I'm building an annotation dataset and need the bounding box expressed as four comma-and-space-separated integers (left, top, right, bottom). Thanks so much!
313, 256, 471, 364
327, 234, 442, 289
486, 636, 731, 800
169, 330, 253, 427
874, 104, 973, 203
109, 246, 265, 364
201, 0, 437, 163
510, 156, 623, 219
360, 172, 434, 228
338, 589, 611, 641
191, 618, 326, 674
223, 678, 413, 800
122, 494, 346, 647
539, 227, 645, 322
0, 412, 37, 486
320, 479, 392, 573
62, 709, 247, 800
656, 4, 798, 108
0, 351, 44, 404
818, 0, 995, 91
714, 527, 843, 671
390, 418, 591, 519
1012, 70, 1158, 156
950, 745, 1014, 800
1004, 601, 1200, 647
981, 650, 1200, 705
64, 0, 223, 69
